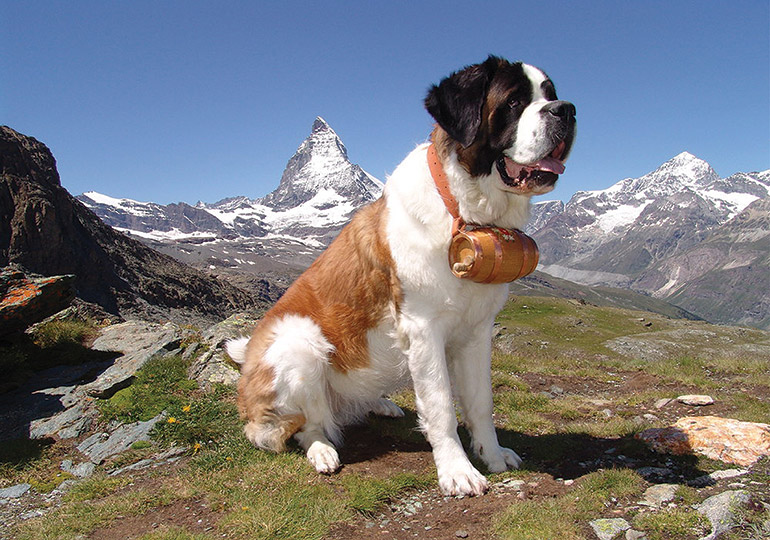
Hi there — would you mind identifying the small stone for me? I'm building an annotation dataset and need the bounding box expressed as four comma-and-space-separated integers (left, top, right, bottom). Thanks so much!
708, 468, 749, 481
676, 394, 714, 406
549, 385, 565, 395
0, 483, 31, 499
455, 530, 469, 538
654, 398, 673, 409
625, 530, 647, 540
589, 517, 631, 540
640, 484, 678, 506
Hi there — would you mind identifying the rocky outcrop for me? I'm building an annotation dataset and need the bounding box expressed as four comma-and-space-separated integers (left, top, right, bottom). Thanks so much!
0, 267, 75, 335
637, 416, 770, 467
0, 126, 266, 325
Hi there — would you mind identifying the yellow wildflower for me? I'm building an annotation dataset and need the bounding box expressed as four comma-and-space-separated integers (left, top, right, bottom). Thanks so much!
182, 405, 191, 412
167, 417, 177, 423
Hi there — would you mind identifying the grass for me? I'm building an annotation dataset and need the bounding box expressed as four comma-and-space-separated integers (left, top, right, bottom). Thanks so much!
8, 295, 770, 539
341, 473, 432, 516
634, 508, 710, 540
16, 483, 184, 540
494, 469, 645, 539
98, 354, 197, 423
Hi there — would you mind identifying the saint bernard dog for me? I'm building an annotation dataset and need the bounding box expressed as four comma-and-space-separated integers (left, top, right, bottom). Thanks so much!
227, 56, 576, 496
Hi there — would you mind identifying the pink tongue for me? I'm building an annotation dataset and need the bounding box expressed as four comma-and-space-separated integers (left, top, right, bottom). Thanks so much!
533, 156, 565, 175
504, 156, 565, 177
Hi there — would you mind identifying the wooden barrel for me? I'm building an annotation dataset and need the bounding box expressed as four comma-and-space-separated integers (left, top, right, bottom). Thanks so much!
448, 227, 539, 284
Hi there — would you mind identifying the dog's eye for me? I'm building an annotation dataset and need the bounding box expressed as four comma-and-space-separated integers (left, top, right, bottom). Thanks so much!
508, 99, 520, 109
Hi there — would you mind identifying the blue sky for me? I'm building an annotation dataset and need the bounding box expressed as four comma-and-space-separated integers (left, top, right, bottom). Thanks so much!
3, 1, 768, 205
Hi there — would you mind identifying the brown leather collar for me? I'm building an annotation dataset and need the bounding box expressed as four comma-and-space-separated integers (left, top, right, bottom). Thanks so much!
427, 143, 465, 234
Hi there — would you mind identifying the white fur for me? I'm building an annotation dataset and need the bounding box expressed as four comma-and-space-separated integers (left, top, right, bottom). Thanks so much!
509, 63, 558, 166
224, 336, 250, 364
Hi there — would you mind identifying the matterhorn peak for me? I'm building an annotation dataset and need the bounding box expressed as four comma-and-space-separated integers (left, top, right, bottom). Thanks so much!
311, 116, 332, 134
258, 117, 382, 210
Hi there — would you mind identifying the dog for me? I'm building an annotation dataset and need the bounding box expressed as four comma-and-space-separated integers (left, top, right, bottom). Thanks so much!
227, 56, 576, 496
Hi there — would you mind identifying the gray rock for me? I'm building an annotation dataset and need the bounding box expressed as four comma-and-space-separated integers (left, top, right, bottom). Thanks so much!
0, 483, 31, 499
635, 467, 672, 481
696, 490, 750, 540
654, 398, 672, 409
85, 321, 184, 398
188, 350, 240, 389
589, 517, 631, 540
640, 483, 678, 506
625, 530, 647, 540
202, 313, 259, 349
29, 401, 95, 440
77, 413, 165, 464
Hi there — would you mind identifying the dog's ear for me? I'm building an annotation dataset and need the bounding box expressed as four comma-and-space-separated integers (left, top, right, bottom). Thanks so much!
425, 56, 499, 148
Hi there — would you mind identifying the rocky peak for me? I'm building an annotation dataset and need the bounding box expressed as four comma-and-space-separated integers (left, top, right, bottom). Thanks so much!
260, 117, 382, 210
0, 126, 61, 189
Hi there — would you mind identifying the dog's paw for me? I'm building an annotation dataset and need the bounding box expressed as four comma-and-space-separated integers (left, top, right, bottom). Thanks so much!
306, 441, 340, 474
479, 445, 523, 473
370, 398, 405, 418
438, 460, 489, 497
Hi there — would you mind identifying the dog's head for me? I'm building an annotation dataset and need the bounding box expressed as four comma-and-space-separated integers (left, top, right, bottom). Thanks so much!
425, 56, 576, 196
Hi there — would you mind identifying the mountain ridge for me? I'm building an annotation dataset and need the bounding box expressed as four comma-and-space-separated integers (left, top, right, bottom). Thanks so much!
75, 119, 769, 329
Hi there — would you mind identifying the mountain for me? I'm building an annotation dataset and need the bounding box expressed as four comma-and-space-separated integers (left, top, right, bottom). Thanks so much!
78, 117, 383, 249
633, 197, 770, 329
529, 152, 770, 328
0, 125, 268, 325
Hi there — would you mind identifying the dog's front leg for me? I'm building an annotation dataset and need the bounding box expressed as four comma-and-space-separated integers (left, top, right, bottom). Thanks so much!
449, 325, 522, 473
405, 325, 488, 496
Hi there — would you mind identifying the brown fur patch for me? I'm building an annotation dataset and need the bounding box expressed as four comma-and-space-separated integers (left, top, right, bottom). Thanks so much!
261, 196, 401, 372
237, 197, 401, 439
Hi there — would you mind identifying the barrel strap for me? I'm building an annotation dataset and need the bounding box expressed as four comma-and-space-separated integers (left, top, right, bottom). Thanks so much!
427, 143, 465, 235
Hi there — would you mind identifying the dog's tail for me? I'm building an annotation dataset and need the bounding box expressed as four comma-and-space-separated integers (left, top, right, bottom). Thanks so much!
225, 336, 251, 364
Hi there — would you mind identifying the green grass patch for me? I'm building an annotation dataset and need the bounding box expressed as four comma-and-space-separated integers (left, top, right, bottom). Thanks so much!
137, 528, 217, 540
633, 507, 710, 540
15, 484, 183, 539
97, 354, 196, 423
495, 469, 645, 539
30, 318, 97, 349
726, 393, 770, 424
153, 385, 242, 449
494, 496, 582, 539
63, 473, 132, 503
341, 473, 431, 516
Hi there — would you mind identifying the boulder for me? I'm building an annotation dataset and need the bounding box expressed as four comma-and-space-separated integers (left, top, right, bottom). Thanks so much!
636, 416, 770, 466
696, 490, 750, 540
0, 267, 74, 335
84, 320, 185, 398
76, 413, 165, 464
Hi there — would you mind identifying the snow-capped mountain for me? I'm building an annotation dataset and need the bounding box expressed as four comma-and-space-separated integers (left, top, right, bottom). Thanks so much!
528, 152, 770, 328
79, 117, 383, 252
532, 152, 769, 286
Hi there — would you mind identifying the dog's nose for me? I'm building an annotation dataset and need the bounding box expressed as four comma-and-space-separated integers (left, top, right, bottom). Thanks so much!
543, 101, 576, 121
